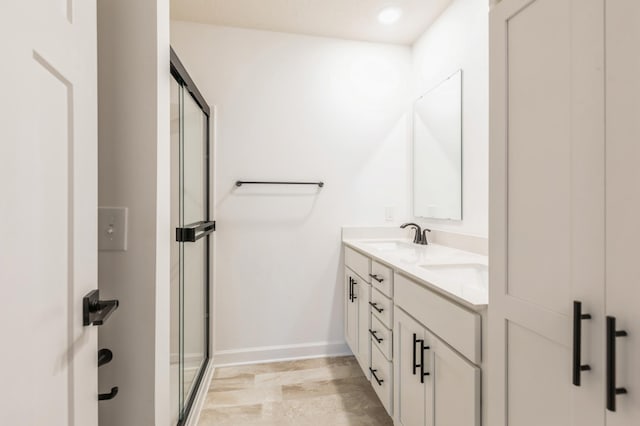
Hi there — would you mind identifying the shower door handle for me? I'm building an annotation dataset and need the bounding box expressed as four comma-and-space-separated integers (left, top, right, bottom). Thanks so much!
176, 220, 216, 242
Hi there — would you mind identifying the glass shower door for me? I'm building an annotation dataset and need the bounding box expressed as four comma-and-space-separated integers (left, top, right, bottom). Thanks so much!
170, 48, 213, 425
180, 88, 208, 405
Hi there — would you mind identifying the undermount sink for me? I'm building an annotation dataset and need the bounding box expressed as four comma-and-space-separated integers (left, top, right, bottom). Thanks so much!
419, 263, 488, 289
361, 240, 416, 252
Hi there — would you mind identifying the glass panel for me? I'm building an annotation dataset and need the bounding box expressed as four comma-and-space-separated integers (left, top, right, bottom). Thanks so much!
169, 76, 181, 425
180, 91, 207, 402
413, 70, 463, 220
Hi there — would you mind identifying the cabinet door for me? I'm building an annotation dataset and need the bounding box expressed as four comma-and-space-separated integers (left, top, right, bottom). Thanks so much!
431, 336, 480, 426
345, 270, 358, 356
489, 0, 605, 425
356, 281, 371, 377
394, 307, 432, 426
605, 0, 640, 421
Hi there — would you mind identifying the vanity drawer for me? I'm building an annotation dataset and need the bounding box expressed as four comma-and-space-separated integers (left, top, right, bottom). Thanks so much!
345, 246, 371, 282
370, 314, 392, 361
395, 272, 481, 364
370, 288, 393, 329
370, 260, 393, 298
370, 343, 393, 416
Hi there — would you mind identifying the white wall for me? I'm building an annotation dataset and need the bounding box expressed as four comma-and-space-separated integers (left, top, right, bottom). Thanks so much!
412, 0, 489, 237
97, 0, 171, 424
170, 22, 412, 364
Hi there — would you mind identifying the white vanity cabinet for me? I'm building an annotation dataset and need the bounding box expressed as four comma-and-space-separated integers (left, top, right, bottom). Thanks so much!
343, 242, 485, 424
394, 289, 481, 426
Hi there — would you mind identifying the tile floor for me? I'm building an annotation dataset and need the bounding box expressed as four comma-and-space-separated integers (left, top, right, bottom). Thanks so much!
198, 356, 393, 425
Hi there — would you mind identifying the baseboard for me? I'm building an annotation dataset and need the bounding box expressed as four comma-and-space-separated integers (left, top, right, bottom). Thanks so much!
184, 358, 215, 426
213, 341, 352, 367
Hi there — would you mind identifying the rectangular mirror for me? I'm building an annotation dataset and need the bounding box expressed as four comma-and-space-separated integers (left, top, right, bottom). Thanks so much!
413, 70, 462, 220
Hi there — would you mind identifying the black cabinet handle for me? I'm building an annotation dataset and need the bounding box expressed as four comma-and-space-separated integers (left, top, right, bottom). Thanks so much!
412, 333, 419, 375
370, 368, 384, 386
99, 386, 119, 401
369, 329, 383, 343
348, 277, 353, 302
83, 290, 119, 326
98, 349, 113, 368
369, 274, 384, 283
573, 301, 592, 386
351, 279, 357, 301
369, 302, 384, 313
606, 316, 628, 411
420, 342, 431, 383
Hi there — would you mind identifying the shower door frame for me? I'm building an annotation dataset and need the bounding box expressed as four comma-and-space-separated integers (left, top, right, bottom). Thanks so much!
170, 47, 212, 426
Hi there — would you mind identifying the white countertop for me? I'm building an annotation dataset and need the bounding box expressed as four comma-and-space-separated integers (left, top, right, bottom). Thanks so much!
343, 238, 489, 309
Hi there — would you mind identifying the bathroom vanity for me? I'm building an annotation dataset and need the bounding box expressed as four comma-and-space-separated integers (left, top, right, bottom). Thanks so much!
343, 231, 487, 426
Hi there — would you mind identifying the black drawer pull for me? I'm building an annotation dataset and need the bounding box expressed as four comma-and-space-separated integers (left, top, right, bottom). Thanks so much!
369, 329, 384, 343
348, 277, 353, 302
98, 349, 113, 367
572, 301, 592, 386
369, 302, 384, 313
351, 279, 357, 301
607, 316, 628, 412
83, 290, 119, 327
369, 274, 384, 283
420, 342, 431, 383
370, 368, 384, 386
99, 386, 119, 401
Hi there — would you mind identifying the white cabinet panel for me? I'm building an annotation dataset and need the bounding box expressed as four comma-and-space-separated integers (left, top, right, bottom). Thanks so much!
371, 343, 394, 416
371, 260, 394, 298
432, 335, 480, 426
357, 280, 371, 378
394, 307, 431, 426
345, 246, 371, 282
345, 269, 358, 357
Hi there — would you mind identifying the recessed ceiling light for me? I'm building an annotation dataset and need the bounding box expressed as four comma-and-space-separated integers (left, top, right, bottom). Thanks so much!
378, 6, 403, 25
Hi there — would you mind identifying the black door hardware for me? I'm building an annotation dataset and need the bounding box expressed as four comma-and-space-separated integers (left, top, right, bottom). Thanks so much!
412, 333, 419, 376
83, 290, 119, 326
351, 279, 357, 301
369, 274, 384, 283
572, 301, 592, 386
369, 329, 383, 343
98, 349, 113, 368
420, 341, 431, 383
370, 368, 384, 386
99, 387, 119, 401
369, 302, 384, 313
348, 277, 353, 302
176, 220, 216, 242
606, 316, 628, 411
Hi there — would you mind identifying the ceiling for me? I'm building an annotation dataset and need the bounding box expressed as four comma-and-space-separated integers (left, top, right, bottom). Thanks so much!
170, 0, 454, 45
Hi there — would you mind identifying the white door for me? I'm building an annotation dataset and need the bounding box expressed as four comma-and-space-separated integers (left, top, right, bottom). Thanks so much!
0, 0, 98, 425
394, 307, 430, 426
605, 0, 640, 420
489, 0, 605, 425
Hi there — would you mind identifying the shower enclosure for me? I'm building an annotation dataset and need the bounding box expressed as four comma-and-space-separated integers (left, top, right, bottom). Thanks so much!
170, 48, 214, 425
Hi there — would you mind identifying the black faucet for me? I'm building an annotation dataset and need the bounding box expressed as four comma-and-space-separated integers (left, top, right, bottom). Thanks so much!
400, 223, 421, 243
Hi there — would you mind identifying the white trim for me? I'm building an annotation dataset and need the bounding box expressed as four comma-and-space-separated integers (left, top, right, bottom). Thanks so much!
184, 360, 215, 426
213, 341, 351, 367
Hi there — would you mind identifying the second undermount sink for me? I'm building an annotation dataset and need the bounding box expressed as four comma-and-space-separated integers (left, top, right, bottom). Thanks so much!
419, 263, 488, 289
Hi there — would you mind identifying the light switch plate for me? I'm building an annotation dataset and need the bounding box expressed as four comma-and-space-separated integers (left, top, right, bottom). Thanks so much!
98, 207, 128, 251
